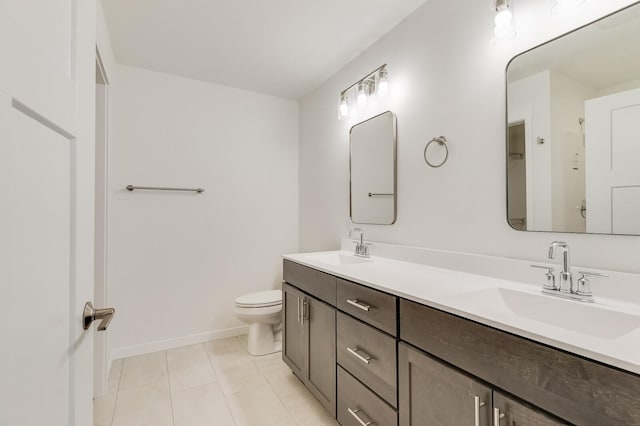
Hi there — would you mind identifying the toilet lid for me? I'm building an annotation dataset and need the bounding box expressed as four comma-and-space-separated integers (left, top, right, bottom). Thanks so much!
235, 290, 282, 308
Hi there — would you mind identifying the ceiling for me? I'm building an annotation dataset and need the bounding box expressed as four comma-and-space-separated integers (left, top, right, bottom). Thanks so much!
101, 0, 427, 99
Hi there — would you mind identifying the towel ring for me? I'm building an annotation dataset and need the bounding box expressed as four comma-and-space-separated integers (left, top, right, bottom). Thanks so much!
424, 136, 448, 168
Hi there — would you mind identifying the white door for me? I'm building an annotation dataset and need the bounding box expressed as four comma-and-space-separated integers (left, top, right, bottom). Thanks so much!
585, 88, 640, 234
0, 1, 96, 425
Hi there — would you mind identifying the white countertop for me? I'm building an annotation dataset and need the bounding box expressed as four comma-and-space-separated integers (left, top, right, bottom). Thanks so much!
283, 249, 640, 375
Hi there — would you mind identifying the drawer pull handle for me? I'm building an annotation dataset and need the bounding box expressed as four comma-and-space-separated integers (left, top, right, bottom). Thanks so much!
493, 408, 505, 426
348, 408, 373, 426
474, 396, 486, 426
347, 347, 372, 364
347, 299, 371, 312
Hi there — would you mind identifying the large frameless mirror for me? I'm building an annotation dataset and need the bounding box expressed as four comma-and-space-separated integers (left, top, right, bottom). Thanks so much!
350, 111, 397, 224
506, 2, 640, 235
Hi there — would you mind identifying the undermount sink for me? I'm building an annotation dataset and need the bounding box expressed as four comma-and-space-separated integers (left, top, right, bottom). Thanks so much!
303, 252, 371, 266
452, 287, 640, 340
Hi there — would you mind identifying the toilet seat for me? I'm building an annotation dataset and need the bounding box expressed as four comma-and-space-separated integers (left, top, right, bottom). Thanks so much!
235, 290, 282, 308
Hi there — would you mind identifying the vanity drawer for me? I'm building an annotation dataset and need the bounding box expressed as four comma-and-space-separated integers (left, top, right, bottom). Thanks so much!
283, 259, 336, 305
337, 278, 397, 336
337, 366, 397, 426
400, 299, 640, 426
337, 312, 397, 407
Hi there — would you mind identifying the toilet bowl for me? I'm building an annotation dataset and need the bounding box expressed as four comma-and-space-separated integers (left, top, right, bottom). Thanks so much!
234, 290, 282, 356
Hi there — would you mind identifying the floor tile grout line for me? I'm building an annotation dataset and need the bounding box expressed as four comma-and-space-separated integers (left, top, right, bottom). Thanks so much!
263, 367, 301, 426
109, 358, 125, 426
164, 350, 177, 426
205, 340, 239, 426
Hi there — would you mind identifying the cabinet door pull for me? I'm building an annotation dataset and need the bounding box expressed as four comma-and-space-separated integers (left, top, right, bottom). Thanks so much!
347, 298, 371, 312
347, 347, 372, 364
474, 396, 486, 426
297, 297, 301, 323
347, 408, 372, 426
302, 300, 309, 323
493, 408, 505, 426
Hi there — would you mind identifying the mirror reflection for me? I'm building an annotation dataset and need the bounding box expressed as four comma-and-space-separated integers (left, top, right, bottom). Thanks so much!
350, 111, 397, 224
506, 3, 640, 235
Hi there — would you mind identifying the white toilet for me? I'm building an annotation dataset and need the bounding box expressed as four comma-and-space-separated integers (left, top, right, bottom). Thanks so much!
234, 290, 283, 356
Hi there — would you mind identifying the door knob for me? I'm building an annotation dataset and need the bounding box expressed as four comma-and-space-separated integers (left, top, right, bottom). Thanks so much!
83, 302, 115, 331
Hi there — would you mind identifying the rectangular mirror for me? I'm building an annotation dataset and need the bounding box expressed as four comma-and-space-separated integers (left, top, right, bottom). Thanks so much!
350, 111, 397, 224
506, 2, 640, 235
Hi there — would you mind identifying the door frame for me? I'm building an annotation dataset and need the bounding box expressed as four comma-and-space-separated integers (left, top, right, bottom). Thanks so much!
94, 47, 110, 398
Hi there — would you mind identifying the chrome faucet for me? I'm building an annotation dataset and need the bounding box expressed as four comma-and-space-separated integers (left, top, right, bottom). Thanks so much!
348, 227, 369, 258
531, 241, 608, 303
548, 241, 572, 293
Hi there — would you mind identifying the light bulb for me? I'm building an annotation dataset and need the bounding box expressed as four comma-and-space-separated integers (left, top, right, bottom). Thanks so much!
357, 82, 367, 107
494, 9, 512, 27
377, 68, 389, 97
338, 94, 349, 120
492, 3, 516, 41
551, 0, 585, 14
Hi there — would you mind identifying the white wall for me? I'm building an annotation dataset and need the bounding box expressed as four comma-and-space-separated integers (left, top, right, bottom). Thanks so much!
108, 65, 298, 357
299, 0, 640, 273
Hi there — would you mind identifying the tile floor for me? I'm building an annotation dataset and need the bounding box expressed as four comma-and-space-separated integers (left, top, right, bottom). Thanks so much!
94, 335, 339, 426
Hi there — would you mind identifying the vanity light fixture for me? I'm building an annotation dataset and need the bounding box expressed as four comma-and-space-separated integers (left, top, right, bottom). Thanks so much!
492, 0, 516, 42
551, 0, 585, 14
337, 64, 389, 121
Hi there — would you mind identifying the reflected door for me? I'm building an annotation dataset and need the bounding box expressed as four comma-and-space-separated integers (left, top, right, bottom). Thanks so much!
586, 88, 640, 234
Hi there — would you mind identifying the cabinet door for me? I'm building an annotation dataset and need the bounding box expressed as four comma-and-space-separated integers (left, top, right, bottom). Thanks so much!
307, 296, 337, 417
282, 284, 306, 378
399, 343, 492, 426
493, 391, 568, 426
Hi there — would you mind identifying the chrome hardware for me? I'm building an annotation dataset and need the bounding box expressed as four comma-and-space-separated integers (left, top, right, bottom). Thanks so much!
424, 136, 449, 168
297, 297, 301, 323
493, 408, 505, 426
346, 298, 371, 312
548, 241, 572, 293
474, 396, 486, 426
530, 265, 557, 291
82, 302, 115, 331
368, 192, 394, 197
347, 408, 372, 426
300, 299, 308, 324
126, 185, 204, 193
543, 242, 599, 302
576, 271, 608, 301
349, 227, 370, 258
347, 347, 372, 364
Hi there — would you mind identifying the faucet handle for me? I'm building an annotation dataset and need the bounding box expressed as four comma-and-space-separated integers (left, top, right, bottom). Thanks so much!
576, 271, 608, 297
530, 264, 557, 290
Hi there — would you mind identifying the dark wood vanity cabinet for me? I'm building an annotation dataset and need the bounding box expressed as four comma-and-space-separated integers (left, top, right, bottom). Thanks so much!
398, 342, 566, 426
400, 299, 640, 426
282, 282, 336, 416
283, 260, 640, 426
282, 260, 337, 417
493, 391, 568, 426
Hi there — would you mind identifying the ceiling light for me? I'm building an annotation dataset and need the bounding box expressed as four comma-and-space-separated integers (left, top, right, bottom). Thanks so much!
492, 0, 516, 42
551, 0, 585, 14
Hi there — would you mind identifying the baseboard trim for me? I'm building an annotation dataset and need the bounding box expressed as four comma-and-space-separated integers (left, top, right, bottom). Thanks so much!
110, 325, 249, 360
